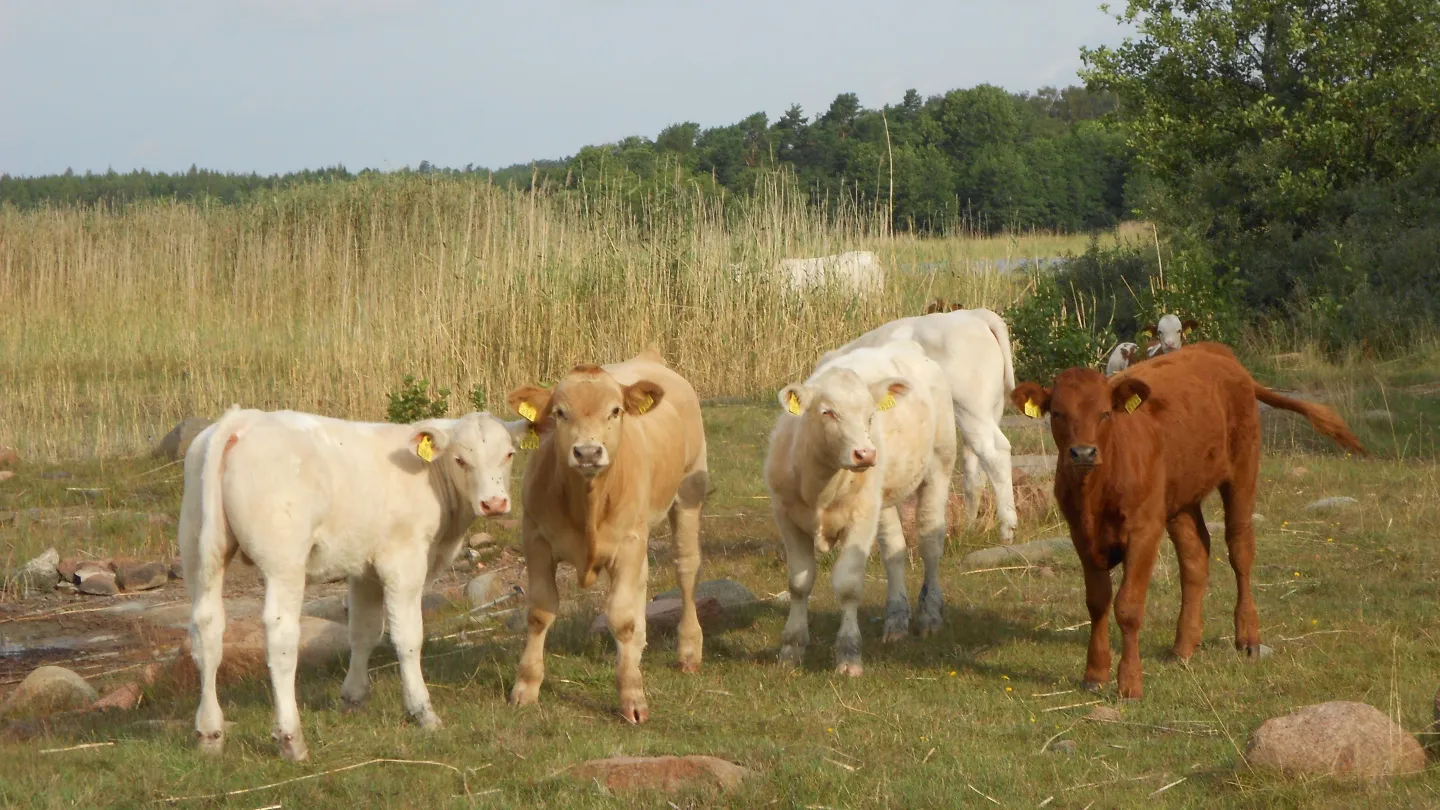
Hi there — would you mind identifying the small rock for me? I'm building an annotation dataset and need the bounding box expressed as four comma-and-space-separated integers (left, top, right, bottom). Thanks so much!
8, 548, 60, 595
652, 578, 757, 608
1, 667, 99, 717
1033, 565, 1057, 580
465, 572, 506, 608
0, 446, 18, 468
77, 571, 119, 596
169, 557, 184, 580
568, 755, 751, 793
116, 561, 168, 592
0, 471, 14, 483
39, 471, 73, 480
154, 417, 214, 462
1361, 409, 1393, 425
467, 531, 495, 549
57, 557, 80, 582
1246, 701, 1426, 778
1304, 496, 1358, 513
92, 682, 144, 712
74, 559, 115, 578
1287, 467, 1311, 479
1049, 739, 1078, 755
301, 595, 348, 624
421, 592, 450, 619
69, 488, 105, 501
1239, 644, 1276, 660
961, 537, 1071, 570
1086, 705, 1122, 723
590, 596, 722, 635
494, 518, 521, 531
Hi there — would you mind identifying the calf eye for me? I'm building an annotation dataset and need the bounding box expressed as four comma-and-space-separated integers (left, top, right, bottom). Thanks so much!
1100, 411, 1112, 421
505, 451, 515, 461
821, 408, 838, 420
610, 406, 622, 418
552, 408, 566, 420
455, 458, 470, 470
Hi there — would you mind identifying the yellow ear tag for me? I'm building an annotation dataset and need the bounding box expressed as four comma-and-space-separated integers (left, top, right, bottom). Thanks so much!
519, 428, 539, 450
1125, 394, 1142, 413
877, 393, 896, 411
517, 402, 538, 423
637, 394, 654, 415
1142, 330, 1153, 339
787, 392, 802, 415
1023, 399, 1042, 419
416, 434, 436, 462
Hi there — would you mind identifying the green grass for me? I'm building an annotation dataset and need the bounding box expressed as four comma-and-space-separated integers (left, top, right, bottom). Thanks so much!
3, 394, 1439, 807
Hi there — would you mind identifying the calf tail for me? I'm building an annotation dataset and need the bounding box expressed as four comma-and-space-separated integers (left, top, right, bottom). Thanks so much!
1253, 386, 1369, 457
180, 405, 246, 593
972, 307, 1016, 393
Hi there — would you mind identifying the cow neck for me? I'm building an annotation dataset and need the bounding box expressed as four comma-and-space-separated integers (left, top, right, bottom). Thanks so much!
556, 430, 635, 588
794, 426, 864, 510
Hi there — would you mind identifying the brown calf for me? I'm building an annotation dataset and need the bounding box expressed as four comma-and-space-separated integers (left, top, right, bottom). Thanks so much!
1012, 342, 1365, 698
923, 297, 963, 315
506, 348, 709, 723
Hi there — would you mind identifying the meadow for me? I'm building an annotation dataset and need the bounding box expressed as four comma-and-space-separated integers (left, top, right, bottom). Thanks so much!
1, 178, 1437, 807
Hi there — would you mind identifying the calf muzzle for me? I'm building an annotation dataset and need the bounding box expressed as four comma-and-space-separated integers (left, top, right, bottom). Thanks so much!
1068, 445, 1099, 468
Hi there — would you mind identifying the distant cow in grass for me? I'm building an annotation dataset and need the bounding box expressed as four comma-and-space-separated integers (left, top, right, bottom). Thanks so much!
179, 407, 526, 760
1105, 342, 1141, 376
776, 250, 885, 296
1011, 343, 1366, 698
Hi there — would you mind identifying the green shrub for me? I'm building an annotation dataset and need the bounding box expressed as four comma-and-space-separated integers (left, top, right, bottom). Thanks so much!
1006, 267, 1116, 384
386, 375, 450, 424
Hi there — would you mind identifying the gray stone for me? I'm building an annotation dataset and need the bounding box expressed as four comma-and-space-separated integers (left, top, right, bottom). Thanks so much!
77, 571, 119, 596
961, 537, 1071, 570
69, 488, 105, 501
1049, 739, 1079, 755
652, 578, 757, 608
591, 597, 721, 635
465, 572, 506, 608
1086, 705, 1122, 723
1304, 496, 1358, 513
466, 531, 495, 549
1246, 701, 1426, 779
301, 595, 348, 623
1, 666, 99, 717
8, 548, 59, 596
568, 755, 751, 793
115, 561, 168, 592
39, 471, 72, 480
154, 417, 214, 462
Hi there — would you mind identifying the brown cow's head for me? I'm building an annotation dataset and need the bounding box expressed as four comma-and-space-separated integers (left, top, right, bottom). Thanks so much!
778, 368, 911, 472
507, 365, 665, 478
1011, 369, 1151, 473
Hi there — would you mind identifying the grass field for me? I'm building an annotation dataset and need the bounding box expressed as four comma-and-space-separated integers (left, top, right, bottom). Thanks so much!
3, 392, 1438, 807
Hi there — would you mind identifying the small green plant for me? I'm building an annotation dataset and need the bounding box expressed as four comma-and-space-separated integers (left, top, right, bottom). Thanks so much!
385, 375, 450, 424
468, 385, 487, 413
1007, 268, 1116, 384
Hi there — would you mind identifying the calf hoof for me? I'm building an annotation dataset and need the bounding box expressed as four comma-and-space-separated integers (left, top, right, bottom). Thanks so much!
195, 730, 224, 756
777, 644, 806, 669
1238, 643, 1270, 661
414, 711, 443, 731
509, 682, 540, 706
882, 599, 910, 643
835, 660, 864, 678
339, 694, 367, 714
677, 660, 701, 674
1117, 685, 1144, 702
618, 698, 649, 725
1081, 679, 1106, 693
274, 730, 308, 762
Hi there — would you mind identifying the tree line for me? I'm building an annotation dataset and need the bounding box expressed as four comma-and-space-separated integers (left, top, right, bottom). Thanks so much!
1, 84, 1135, 235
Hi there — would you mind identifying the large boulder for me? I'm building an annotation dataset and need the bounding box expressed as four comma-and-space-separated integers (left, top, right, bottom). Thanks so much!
652, 578, 757, 609
590, 597, 721, 635
961, 537, 1071, 570
7, 548, 59, 596
1246, 701, 1426, 779
568, 755, 751, 793
1, 667, 99, 717
154, 417, 214, 462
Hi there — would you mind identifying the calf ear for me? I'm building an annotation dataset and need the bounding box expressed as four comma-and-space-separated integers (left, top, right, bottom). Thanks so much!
1181, 319, 1199, 335
778, 383, 812, 416
1010, 382, 1050, 418
507, 385, 553, 428
924, 298, 946, 315
623, 380, 665, 416
500, 419, 533, 446
409, 422, 451, 463
1111, 378, 1152, 414
869, 378, 911, 411
1140, 324, 1156, 340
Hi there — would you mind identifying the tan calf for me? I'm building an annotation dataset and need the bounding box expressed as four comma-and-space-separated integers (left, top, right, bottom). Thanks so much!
506, 348, 708, 723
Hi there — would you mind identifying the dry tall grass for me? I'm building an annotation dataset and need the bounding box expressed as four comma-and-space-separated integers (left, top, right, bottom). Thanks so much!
1, 172, 1120, 459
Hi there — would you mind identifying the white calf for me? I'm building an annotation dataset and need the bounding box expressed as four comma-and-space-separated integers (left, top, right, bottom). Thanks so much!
1106, 342, 1141, 376
1142, 313, 1198, 357
179, 406, 526, 761
776, 250, 884, 296
766, 341, 957, 676
817, 307, 1018, 541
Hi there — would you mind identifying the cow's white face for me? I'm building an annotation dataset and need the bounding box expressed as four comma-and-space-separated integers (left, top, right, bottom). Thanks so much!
1156, 314, 1184, 351
410, 413, 526, 517
779, 368, 910, 472
507, 366, 665, 479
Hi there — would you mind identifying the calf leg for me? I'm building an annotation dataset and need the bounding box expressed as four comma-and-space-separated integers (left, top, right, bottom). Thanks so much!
831, 510, 881, 677
914, 464, 951, 636
876, 506, 910, 642
1219, 479, 1262, 657
668, 469, 708, 673
959, 445, 984, 529
188, 557, 229, 755
510, 530, 559, 706
261, 571, 309, 761
380, 555, 441, 730
1080, 560, 1114, 690
339, 573, 386, 711
1114, 528, 1163, 700
606, 544, 650, 724
776, 514, 816, 668
1167, 507, 1211, 662
958, 411, 1017, 542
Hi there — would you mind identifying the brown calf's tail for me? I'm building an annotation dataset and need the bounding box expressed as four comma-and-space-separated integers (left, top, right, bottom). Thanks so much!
1253, 385, 1369, 457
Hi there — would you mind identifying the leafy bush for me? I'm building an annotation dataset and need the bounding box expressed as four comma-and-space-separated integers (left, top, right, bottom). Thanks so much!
467, 385, 488, 412
386, 375, 450, 424
1006, 267, 1116, 384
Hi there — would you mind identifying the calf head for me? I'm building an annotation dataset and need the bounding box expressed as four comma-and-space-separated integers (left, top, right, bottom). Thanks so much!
779, 368, 911, 471
1011, 369, 1151, 474
410, 412, 527, 516
507, 365, 665, 478
1141, 314, 1198, 354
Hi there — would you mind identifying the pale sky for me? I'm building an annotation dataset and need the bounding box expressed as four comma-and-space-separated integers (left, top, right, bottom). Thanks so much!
0, 1, 1128, 177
